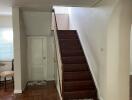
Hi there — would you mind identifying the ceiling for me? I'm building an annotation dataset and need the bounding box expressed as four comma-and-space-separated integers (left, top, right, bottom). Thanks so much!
0, 0, 100, 15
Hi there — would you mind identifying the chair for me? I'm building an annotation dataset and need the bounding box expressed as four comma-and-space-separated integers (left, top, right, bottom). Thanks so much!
0, 59, 14, 90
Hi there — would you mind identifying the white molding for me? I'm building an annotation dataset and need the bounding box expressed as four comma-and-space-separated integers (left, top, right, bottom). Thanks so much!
56, 70, 62, 100
57, 87, 62, 100
14, 89, 22, 94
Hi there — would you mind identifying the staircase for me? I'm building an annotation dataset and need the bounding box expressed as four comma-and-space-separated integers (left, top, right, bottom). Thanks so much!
57, 30, 98, 100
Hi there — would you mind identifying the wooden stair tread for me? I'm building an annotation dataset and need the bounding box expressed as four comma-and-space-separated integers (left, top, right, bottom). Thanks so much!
57, 30, 78, 39
61, 50, 84, 57
64, 71, 92, 81
64, 90, 97, 100
59, 40, 82, 50
58, 34, 78, 39
63, 64, 88, 72
62, 56, 87, 64
58, 30, 77, 34
64, 80, 96, 92
59, 39, 80, 44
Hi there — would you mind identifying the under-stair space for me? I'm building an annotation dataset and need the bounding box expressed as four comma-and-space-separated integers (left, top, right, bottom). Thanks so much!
57, 30, 98, 100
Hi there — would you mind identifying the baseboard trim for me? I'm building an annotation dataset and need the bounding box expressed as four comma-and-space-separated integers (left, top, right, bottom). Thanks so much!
14, 89, 22, 94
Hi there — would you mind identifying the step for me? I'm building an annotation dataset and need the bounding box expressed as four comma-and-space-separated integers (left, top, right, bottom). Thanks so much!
63, 64, 88, 72
57, 30, 77, 35
61, 50, 84, 57
64, 71, 92, 81
64, 80, 96, 92
57, 30, 78, 40
59, 39, 80, 44
62, 56, 87, 64
59, 39, 82, 50
64, 90, 97, 100
58, 33, 78, 39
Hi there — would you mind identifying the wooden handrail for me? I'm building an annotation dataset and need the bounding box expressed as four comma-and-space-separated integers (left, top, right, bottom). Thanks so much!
52, 9, 63, 97
52, 9, 58, 30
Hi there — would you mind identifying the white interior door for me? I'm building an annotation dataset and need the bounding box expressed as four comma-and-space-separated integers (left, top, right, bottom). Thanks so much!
27, 37, 47, 81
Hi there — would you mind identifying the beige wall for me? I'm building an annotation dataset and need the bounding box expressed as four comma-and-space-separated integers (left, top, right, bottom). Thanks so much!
69, 0, 132, 100
106, 0, 132, 100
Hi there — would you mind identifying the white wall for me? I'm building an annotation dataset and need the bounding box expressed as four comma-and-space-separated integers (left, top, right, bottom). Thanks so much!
130, 26, 132, 74
53, 6, 69, 14
106, 1, 132, 100
0, 15, 12, 27
12, 7, 28, 93
19, 10, 28, 90
47, 36, 55, 80
69, 1, 113, 99
12, 7, 22, 93
23, 11, 52, 36
56, 14, 69, 30
53, 6, 70, 30
51, 14, 69, 30
69, 0, 132, 100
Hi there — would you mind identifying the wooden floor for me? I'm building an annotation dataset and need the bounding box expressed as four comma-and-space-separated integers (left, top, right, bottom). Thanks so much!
0, 81, 59, 100
0, 78, 132, 100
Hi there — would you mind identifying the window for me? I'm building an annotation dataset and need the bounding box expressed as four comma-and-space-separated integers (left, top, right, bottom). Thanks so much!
0, 28, 13, 61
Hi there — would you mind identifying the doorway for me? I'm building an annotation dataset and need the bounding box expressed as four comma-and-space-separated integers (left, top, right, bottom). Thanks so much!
27, 37, 48, 81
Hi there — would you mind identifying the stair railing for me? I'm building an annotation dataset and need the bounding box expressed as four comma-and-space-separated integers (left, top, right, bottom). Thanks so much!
52, 9, 63, 98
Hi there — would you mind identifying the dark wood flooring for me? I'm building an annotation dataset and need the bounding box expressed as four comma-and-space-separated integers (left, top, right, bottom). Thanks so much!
0, 77, 132, 100
0, 81, 59, 100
